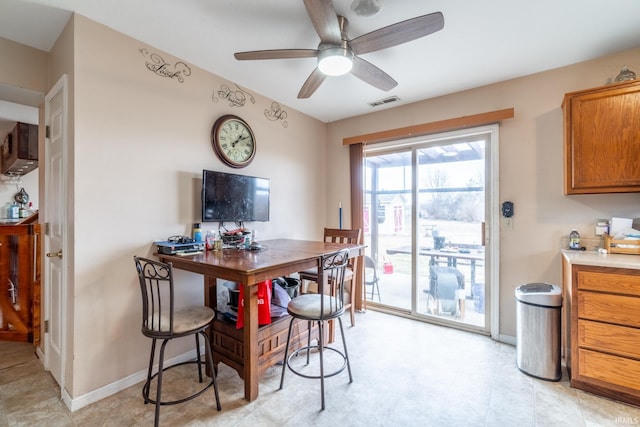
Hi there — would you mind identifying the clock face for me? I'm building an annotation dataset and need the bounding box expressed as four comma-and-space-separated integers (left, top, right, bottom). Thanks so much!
211, 115, 256, 168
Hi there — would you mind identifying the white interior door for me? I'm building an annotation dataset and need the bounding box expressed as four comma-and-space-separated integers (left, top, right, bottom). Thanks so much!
44, 75, 67, 388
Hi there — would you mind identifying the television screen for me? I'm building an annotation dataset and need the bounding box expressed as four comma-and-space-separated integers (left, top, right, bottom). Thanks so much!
201, 170, 270, 222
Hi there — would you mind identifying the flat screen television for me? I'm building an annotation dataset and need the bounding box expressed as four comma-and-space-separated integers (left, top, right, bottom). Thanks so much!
201, 170, 270, 222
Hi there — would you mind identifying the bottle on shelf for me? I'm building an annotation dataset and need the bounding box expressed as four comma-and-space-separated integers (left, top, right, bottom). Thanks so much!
9, 202, 19, 219
569, 229, 581, 250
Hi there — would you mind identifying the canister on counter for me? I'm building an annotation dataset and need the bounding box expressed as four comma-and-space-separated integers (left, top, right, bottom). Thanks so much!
569, 229, 581, 250
595, 219, 609, 236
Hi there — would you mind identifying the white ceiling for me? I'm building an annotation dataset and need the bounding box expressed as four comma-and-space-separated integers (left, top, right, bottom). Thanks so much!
1, 0, 640, 123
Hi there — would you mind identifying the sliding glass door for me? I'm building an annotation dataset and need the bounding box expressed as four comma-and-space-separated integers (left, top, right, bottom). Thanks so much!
364, 127, 493, 332
364, 147, 413, 310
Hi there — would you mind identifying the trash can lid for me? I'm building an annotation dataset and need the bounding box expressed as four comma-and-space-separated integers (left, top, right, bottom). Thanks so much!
515, 283, 562, 306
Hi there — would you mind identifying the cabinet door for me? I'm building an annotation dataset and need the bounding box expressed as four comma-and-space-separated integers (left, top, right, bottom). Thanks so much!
16, 123, 38, 160
0, 123, 38, 175
563, 80, 640, 194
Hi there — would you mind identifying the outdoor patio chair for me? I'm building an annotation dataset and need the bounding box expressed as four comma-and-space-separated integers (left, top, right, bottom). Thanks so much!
364, 255, 381, 301
426, 265, 465, 316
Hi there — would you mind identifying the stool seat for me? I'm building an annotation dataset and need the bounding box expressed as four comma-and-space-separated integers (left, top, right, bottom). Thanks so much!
146, 306, 215, 335
288, 294, 344, 319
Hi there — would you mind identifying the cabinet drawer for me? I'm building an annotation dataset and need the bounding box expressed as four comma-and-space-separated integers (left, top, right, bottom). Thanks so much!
578, 319, 640, 359
578, 269, 640, 296
579, 348, 640, 392
578, 291, 640, 328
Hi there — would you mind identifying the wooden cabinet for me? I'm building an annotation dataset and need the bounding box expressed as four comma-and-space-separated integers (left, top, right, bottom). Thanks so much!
564, 262, 640, 406
0, 214, 40, 344
204, 280, 322, 381
212, 312, 320, 380
1, 122, 38, 176
562, 80, 640, 194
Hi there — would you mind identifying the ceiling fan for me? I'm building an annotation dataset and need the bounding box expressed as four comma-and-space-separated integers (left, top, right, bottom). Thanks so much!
234, 0, 444, 99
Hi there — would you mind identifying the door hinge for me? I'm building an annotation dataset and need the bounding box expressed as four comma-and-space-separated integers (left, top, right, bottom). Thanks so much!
45, 125, 50, 139
44, 320, 49, 333
45, 222, 50, 236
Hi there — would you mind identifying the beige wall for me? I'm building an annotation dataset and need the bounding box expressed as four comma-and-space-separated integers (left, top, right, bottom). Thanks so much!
67, 15, 328, 398
328, 47, 640, 338
0, 37, 48, 95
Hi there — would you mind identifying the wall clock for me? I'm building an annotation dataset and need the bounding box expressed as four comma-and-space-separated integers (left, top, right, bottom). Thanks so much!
211, 115, 256, 168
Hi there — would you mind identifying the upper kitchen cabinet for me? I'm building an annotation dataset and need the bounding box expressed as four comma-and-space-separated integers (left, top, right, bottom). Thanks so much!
563, 80, 640, 194
1, 122, 38, 176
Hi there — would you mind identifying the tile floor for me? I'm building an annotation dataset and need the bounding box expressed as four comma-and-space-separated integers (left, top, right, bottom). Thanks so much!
2, 310, 640, 426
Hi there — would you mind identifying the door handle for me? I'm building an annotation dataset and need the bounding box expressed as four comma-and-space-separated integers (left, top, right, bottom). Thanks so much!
46, 249, 63, 259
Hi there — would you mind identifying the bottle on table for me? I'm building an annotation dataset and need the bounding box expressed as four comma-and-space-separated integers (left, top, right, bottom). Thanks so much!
193, 223, 203, 243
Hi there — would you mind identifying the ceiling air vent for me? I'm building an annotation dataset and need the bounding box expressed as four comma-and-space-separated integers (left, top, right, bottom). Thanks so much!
369, 96, 400, 107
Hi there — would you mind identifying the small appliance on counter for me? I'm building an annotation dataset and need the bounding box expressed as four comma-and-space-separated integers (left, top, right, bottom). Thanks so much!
155, 237, 204, 255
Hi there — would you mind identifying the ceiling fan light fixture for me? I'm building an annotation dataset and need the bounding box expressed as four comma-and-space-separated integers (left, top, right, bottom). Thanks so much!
318, 47, 353, 76
351, 0, 382, 17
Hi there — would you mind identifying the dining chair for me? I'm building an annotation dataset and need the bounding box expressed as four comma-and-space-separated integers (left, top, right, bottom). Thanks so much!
279, 249, 353, 410
298, 227, 362, 327
364, 255, 381, 301
134, 256, 221, 427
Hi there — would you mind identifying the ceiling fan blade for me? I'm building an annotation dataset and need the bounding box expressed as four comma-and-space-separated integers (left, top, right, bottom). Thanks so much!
298, 68, 327, 99
234, 49, 319, 60
303, 0, 342, 44
351, 56, 397, 91
350, 12, 444, 55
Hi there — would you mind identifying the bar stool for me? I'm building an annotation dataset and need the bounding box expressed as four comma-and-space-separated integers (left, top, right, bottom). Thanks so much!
279, 249, 353, 410
134, 256, 221, 426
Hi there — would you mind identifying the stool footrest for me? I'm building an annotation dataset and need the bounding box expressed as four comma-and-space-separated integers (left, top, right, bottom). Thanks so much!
142, 360, 218, 407
286, 345, 348, 380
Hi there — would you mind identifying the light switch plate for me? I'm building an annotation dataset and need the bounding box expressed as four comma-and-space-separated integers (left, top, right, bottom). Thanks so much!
504, 217, 514, 230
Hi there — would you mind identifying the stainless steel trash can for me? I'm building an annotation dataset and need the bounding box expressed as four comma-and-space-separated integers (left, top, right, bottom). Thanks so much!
515, 283, 562, 381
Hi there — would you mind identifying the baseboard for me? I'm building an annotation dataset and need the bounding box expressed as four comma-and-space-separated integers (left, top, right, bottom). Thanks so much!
499, 334, 516, 346
35, 346, 44, 362
67, 347, 201, 412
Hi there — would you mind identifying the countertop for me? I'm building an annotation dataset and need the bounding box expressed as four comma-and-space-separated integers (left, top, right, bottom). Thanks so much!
0, 219, 21, 225
562, 249, 640, 270
0, 211, 38, 226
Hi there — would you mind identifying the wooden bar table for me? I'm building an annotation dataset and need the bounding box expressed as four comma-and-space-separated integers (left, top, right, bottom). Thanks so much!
157, 238, 363, 402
